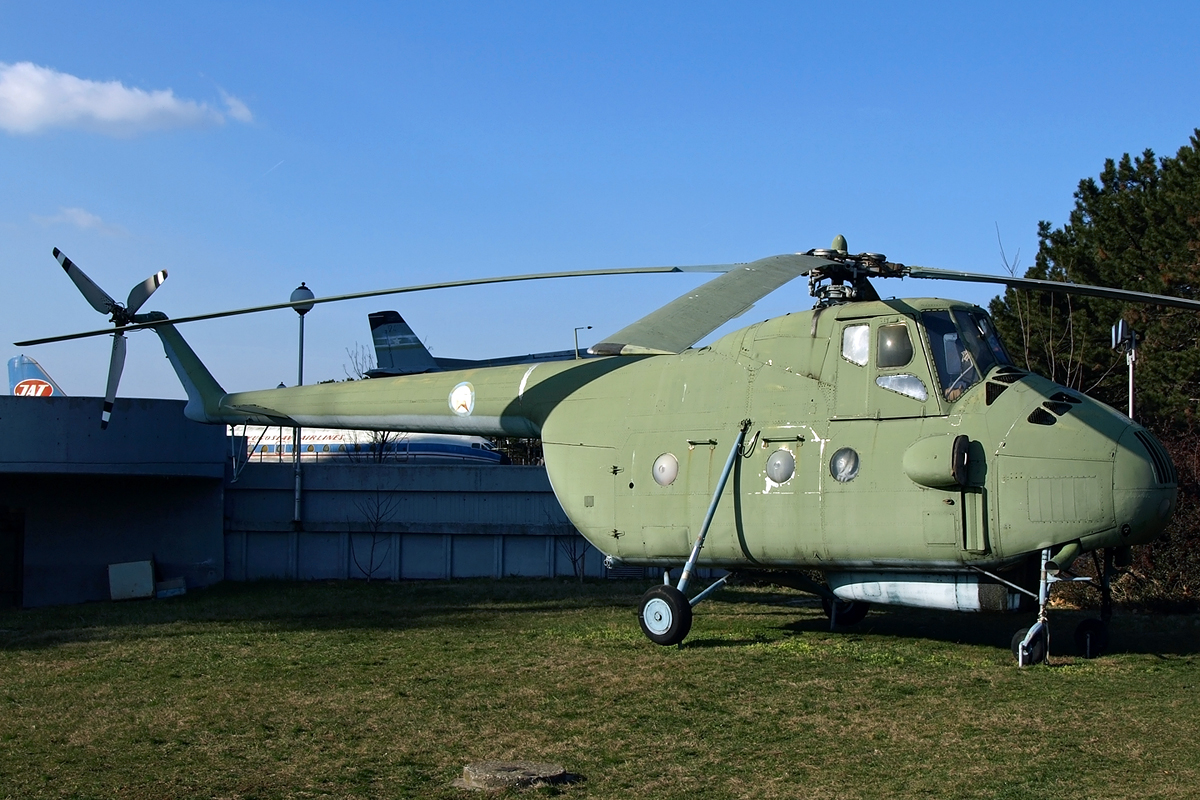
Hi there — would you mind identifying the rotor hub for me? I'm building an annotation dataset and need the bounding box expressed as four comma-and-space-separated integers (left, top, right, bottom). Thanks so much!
804, 248, 907, 306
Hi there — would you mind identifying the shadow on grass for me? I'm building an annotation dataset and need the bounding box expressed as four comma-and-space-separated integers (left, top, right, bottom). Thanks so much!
769, 604, 1200, 658
695, 585, 1200, 657
0, 578, 647, 651
4, 578, 1198, 659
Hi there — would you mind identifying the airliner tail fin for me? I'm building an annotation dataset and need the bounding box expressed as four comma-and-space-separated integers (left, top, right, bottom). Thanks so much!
368, 311, 440, 376
8, 354, 66, 397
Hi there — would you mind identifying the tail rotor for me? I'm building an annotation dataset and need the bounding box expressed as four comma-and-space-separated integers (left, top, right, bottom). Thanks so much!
102, 333, 127, 429
52, 248, 168, 428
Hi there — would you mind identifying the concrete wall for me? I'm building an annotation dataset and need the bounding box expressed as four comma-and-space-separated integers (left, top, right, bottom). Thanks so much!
0, 396, 227, 606
224, 462, 610, 581
0, 396, 662, 607
1, 474, 224, 606
0, 395, 226, 477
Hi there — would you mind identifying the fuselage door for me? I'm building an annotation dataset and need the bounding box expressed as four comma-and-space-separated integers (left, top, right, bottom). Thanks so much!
830, 314, 939, 421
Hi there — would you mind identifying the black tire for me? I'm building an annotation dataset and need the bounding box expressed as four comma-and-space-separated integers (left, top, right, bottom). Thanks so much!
1074, 618, 1109, 659
638, 585, 693, 646
1011, 626, 1047, 666
821, 598, 871, 627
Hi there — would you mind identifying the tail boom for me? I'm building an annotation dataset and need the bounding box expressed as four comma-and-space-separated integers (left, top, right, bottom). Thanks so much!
148, 312, 637, 436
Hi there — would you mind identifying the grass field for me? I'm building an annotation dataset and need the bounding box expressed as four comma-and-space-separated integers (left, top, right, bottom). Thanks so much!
1, 579, 1198, 799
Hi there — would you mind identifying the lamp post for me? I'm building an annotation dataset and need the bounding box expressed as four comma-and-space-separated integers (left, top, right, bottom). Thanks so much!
1112, 319, 1137, 418
291, 282, 315, 530
574, 325, 592, 360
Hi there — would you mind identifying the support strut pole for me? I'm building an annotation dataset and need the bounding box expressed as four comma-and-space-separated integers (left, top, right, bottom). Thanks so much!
292, 312, 306, 530
677, 419, 750, 595
1019, 548, 1052, 667
689, 574, 731, 607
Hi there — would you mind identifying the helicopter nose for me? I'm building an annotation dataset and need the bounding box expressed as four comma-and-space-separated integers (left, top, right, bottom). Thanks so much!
1112, 426, 1177, 545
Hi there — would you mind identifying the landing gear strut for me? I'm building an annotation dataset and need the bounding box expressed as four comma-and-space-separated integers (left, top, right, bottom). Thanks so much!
821, 597, 871, 627
1010, 547, 1113, 666
1072, 549, 1115, 659
637, 421, 749, 647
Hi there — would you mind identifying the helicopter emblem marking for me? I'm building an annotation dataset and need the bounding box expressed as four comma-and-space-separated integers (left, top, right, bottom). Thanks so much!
449, 381, 475, 416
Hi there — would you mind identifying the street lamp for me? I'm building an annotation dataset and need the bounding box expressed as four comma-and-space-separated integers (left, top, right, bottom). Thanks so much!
1112, 318, 1137, 418
574, 325, 592, 360
291, 282, 315, 530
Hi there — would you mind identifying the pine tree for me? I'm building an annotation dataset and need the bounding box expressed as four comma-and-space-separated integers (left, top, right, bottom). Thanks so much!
988, 131, 1200, 607
988, 130, 1200, 431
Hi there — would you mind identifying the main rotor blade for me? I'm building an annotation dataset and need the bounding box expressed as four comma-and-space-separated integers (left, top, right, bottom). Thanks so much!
906, 266, 1200, 311
101, 333, 126, 430
54, 248, 118, 315
126, 270, 168, 314
592, 253, 832, 355
16, 263, 738, 347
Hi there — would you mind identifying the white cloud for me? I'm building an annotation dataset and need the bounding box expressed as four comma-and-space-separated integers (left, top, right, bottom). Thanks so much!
32, 207, 126, 236
221, 90, 254, 123
0, 62, 252, 136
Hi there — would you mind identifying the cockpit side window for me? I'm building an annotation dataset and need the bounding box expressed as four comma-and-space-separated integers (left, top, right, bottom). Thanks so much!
877, 323, 914, 368
841, 324, 869, 366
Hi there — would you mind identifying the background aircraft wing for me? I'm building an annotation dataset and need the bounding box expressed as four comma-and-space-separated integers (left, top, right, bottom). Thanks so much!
590, 253, 834, 355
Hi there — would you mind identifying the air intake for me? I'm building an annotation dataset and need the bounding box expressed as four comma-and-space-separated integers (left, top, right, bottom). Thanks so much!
1028, 407, 1057, 426
1134, 430, 1177, 485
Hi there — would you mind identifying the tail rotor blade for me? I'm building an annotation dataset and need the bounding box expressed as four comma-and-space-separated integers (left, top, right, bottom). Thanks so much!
126, 270, 168, 314
54, 248, 118, 316
101, 334, 127, 430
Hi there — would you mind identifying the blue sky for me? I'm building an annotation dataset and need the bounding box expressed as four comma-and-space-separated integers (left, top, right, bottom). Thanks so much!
3, 1, 1199, 399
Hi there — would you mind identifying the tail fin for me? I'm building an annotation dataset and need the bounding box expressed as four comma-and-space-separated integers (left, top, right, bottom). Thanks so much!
8, 354, 66, 397
139, 313, 228, 423
368, 311, 439, 375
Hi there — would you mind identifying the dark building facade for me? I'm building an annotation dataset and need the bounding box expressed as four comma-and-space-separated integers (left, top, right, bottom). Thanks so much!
0, 396, 226, 607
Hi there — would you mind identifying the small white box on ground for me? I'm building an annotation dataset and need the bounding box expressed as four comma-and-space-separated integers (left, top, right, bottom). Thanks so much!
109, 561, 154, 601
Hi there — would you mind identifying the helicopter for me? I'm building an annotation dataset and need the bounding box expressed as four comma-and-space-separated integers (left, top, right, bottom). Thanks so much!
18, 237, 1188, 665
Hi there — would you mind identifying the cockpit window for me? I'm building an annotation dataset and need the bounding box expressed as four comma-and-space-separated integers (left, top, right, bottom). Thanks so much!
973, 313, 1012, 365
923, 310, 1013, 401
877, 323, 914, 368
842, 324, 869, 366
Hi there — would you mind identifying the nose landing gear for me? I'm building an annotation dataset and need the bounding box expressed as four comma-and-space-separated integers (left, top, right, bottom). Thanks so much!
1010, 547, 1117, 666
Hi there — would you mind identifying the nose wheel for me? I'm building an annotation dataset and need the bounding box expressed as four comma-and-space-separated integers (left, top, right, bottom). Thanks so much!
1012, 626, 1048, 665
1009, 547, 1117, 666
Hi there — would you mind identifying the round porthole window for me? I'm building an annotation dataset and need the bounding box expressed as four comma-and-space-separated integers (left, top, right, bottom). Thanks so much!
765, 449, 795, 483
652, 453, 679, 486
830, 447, 860, 483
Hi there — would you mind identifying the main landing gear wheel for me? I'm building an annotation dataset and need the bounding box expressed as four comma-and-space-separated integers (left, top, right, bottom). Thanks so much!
639, 585, 693, 646
1074, 618, 1110, 659
1011, 626, 1048, 666
821, 598, 870, 627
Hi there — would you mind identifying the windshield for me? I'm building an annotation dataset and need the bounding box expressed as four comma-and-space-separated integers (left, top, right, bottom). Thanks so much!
923, 310, 1013, 401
